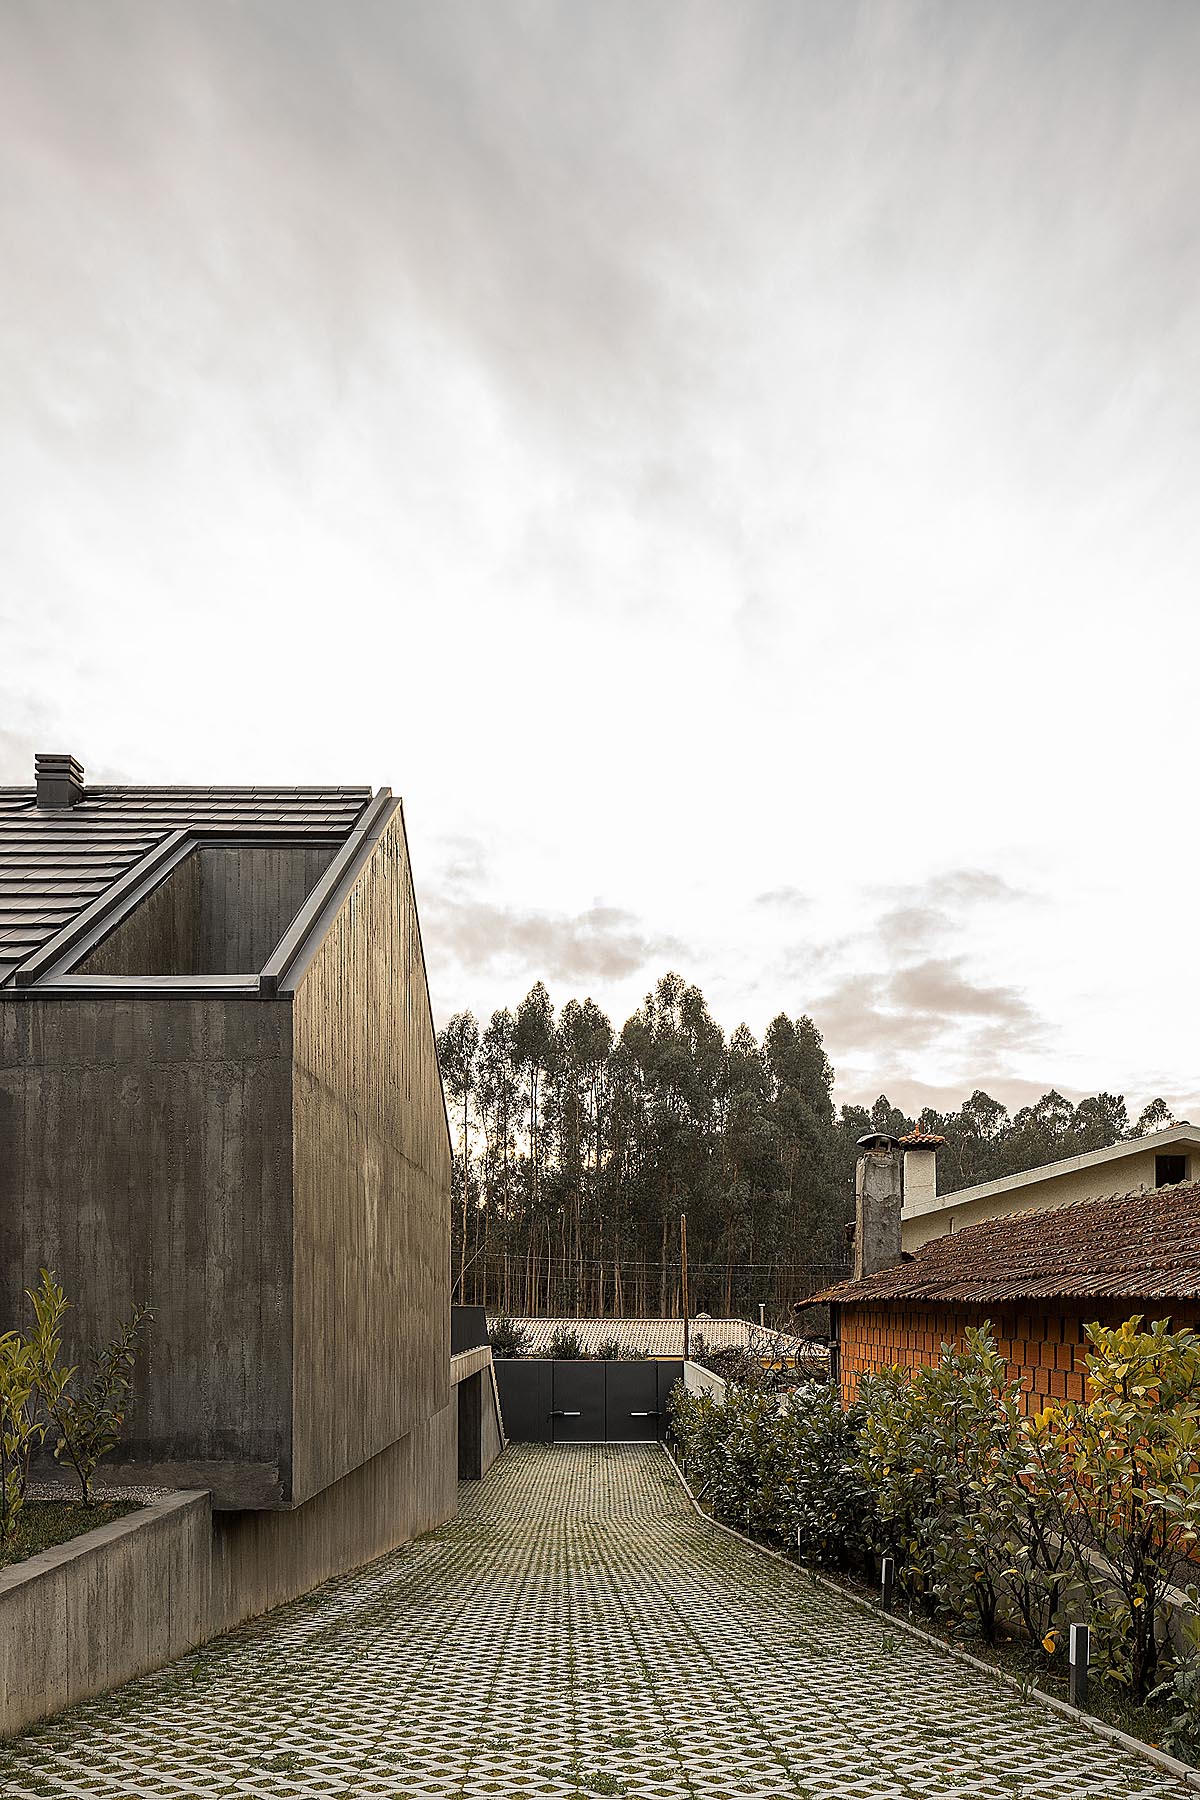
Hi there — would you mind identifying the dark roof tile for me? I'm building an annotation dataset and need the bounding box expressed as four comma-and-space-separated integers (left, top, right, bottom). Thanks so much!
0, 784, 373, 983
817, 1183, 1200, 1306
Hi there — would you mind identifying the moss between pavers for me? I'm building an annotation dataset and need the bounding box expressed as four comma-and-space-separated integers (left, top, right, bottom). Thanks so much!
1, 1498, 141, 1570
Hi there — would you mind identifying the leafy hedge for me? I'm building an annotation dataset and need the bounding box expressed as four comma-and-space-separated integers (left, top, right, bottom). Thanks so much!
670, 1319, 1200, 1753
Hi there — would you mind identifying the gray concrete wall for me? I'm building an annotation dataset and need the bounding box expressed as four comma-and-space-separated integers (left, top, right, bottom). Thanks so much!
289, 807, 452, 1505
0, 1492, 211, 1740
2, 1411, 462, 1736
79, 844, 335, 976
0, 997, 295, 1507
682, 1360, 727, 1398
211, 1400, 457, 1633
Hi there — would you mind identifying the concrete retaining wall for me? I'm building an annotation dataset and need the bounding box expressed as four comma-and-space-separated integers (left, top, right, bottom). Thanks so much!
211, 1401, 458, 1633
0, 1492, 211, 1740
3, 1366, 507, 1734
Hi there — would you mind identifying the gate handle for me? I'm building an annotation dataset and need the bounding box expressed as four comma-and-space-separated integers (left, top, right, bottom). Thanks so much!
630, 1411, 660, 1418
551, 1410, 582, 1417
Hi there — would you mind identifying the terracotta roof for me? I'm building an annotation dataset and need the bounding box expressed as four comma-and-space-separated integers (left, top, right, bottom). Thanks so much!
0, 783, 372, 986
899, 1129, 945, 1148
503, 1316, 819, 1359
816, 1182, 1200, 1306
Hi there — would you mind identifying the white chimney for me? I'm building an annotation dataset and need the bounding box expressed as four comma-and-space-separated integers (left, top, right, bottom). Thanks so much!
899, 1129, 943, 1214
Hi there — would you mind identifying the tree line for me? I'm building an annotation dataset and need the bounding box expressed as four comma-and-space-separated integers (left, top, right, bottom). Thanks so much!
437, 972, 1175, 1324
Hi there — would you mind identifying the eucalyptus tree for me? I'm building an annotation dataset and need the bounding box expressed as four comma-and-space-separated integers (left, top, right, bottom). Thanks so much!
436, 1010, 480, 1299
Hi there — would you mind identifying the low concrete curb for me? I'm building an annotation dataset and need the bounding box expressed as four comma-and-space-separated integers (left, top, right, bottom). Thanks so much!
660, 1442, 1200, 1794
0, 1490, 211, 1739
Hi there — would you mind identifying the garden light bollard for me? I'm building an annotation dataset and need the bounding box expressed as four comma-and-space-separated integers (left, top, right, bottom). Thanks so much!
1069, 1622, 1090, 1710
880, 1555, 895, 1614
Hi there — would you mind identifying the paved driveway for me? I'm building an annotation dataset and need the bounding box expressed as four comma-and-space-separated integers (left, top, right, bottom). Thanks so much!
1, 1443, 1194, 1799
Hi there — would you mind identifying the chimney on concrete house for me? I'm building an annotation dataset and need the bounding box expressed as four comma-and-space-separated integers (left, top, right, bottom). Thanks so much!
899, 1127, 944, 1215
854, 1134, 904, 1280
35, 752, 85, 809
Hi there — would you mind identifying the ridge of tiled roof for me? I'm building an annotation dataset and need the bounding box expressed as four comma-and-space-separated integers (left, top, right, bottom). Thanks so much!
815, 1182, 1200, 1306
0, 784, 373, 984
505, 1316, 816, 1357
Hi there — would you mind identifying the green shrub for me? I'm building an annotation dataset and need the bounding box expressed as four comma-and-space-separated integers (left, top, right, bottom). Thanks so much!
673, 1314, 1200, 1721
670, 1377, 867, 1563
1021, 1316, 1200, 1698
595, 1336, 626, 1360
487, 1316, 532, 1359
782, 1381, 870, 1570
0, 1330, 42, 1549
0, 1270, 151, 1524
546, 1326, 585, 1360
858, 1330, 1040, 1640
27, 1271, 151, 1507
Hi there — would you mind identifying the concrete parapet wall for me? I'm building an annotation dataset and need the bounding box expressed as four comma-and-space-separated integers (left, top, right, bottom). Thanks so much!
682, 1360, 727, 1399
451, 1345, 505, 1481
0, 1491, 211, 1740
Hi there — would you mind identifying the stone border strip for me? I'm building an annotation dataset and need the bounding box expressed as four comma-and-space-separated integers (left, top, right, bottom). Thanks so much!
0, 1489, 211, 1739
661, 1440, 1200, 1793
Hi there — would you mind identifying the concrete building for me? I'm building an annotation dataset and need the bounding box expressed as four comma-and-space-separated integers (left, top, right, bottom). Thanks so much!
901, 1121, 1200, 1250
0, 754, 498, 1631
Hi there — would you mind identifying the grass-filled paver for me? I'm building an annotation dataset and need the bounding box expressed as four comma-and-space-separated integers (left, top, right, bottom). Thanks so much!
0, 1443, 1194, 1799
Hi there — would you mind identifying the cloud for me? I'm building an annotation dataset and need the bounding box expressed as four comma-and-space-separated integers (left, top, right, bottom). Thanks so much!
889, 957, 1032, 1024
424, 891, 683, 984
796, 865, 1045, 1077
923, 869, 1030, 906
813, 957, 1044, 1061
421, 835, 682, 988
753, 885, 810, 910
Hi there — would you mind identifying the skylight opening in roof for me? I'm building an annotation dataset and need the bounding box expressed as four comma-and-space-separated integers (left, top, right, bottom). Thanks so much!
73, 841, 337, 978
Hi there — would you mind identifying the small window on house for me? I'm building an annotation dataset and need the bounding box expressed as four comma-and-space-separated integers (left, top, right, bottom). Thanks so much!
1156, 1154, 1188, 1188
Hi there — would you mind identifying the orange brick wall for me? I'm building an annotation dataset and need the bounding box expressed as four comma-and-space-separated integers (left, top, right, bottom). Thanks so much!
836, 1299, 1200, 1411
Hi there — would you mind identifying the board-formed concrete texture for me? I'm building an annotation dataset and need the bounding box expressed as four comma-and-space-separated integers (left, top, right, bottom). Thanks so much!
0, 1444, 1193, 1800
0, 1491, 210, 1739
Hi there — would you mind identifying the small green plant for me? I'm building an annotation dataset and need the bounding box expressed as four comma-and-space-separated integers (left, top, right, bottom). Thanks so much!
595, 1336, 626, 1360
487, 1316, 532, 1359
0, 1329, 43, 1548
26, 1270, 151, 1507
546, 1326, 585, 1360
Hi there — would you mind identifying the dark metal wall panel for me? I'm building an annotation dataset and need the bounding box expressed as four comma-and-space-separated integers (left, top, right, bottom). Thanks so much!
0, 995, 294, 1505
657, 1360, 686, 1425
494, 1360, 684, 1442
603, 1361, 660, 1441
493, 1360, 553, 1443
289, 808, 452, 1505
451, 1305, 489, 1355
551, 1362, 606, 1441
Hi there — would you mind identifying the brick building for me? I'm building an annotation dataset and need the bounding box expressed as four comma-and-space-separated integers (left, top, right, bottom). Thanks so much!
817, 1180, 1200, 1410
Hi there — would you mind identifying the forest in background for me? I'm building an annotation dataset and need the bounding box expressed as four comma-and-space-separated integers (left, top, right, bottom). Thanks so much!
436, 973, 1176, 1324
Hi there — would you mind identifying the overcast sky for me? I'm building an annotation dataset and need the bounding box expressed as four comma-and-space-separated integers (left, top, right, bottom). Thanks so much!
3, 1, 1198, 1119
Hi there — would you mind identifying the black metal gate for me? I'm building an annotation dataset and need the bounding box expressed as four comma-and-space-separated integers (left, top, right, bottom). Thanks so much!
493, 1359, 684, 1443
